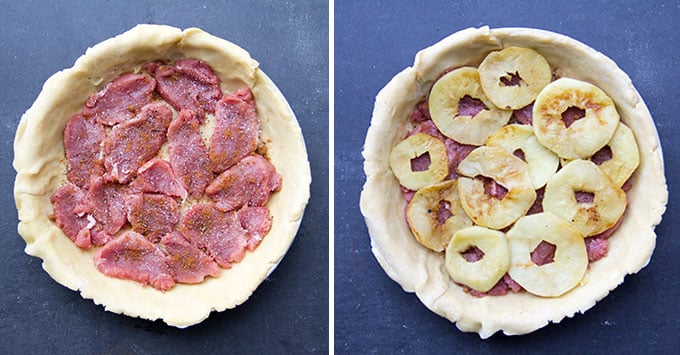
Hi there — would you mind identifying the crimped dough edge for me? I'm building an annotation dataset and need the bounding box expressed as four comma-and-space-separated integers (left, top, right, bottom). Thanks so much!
360, 26, 667, 338
13, 24, 311, 328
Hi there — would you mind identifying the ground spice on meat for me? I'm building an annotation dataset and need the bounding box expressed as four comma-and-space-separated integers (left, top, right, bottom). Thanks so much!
51, 59, 282, 291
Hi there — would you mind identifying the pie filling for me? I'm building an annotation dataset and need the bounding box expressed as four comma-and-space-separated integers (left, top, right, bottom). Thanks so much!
390, 47, 639, 298
50, 58, 282, 291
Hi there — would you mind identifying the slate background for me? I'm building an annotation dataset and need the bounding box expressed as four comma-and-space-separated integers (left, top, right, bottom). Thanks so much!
0, 1, 328, 353
335, 1, 679, 352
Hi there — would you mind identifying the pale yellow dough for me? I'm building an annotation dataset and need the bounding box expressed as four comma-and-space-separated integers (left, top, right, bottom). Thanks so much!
360, 27, 667, 338
13, 25, 311, 327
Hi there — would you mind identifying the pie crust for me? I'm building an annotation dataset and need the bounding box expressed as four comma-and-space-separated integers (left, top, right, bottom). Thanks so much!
13, 24, 311, 327
360, 26, 667, 338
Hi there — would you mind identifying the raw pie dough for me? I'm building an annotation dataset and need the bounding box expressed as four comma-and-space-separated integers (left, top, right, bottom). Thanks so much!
360, 27, 667, 338
13, 24, 311, 327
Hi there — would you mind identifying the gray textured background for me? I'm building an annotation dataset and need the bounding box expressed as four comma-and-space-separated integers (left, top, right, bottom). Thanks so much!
335, 1, 679, 352
1, 1, 328, 353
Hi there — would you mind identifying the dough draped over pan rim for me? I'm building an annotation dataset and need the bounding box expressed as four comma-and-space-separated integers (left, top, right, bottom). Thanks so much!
360, 26, 667, 338
13, 24, 311, 327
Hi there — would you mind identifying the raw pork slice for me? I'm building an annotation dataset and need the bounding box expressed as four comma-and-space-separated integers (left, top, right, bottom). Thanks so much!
167, 110, 213, 198
238, 206, 273, 251
126, 193, 180, 243
129, 158, 188, 199
75, 176, 127, 242
94, 231, 175, 291
511, 103, 534, 125
584, 217, 623, 262
145, 59, 222, 118
586, 237, 609, 262
206, 155, 282, 212
178, 203, 248, 268
50, 183, 92, 249
82, 73, 156, 125
103, 102, 172, 184
209, 88, 259, 172
160, 232, 220, 284
63, 114, 105, 189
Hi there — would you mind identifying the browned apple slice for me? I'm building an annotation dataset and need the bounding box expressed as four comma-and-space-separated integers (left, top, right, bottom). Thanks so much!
479, 46, 552, 110
543, 159, 626, 236
429, 67, 512, 145
456, 146, 536, 229
533, 78, 619, 159
406, 180, 473, 252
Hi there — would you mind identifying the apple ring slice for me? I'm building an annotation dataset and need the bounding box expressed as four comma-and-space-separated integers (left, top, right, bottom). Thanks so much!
507, 212, 588, 297
486, 124, 559, 189
406, 180, 473, 252
543, 159, 626, 236
456, 146, 536, 229
562, 123, 639, 187
479, 46, 552, 110
445, 226, 510, 293
596, 123, 640, 186
389, 133, 449, 191
533, 78, 619, 159
429, 67, 512, 145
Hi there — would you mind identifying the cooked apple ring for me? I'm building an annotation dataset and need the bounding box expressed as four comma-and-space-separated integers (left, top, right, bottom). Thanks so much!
429, 67, 512, 145
457, 146, 536, 229
543, 159, 626, 236
445, 226, 510, 293
562, 123, 639, 187
533, 78, 619, 159
486, 124, 559, 189
389, 133, 449, 191
479, 47, 552, 110
597, 123, 640, 186
406, 180, 473, 252
507, 212, 588, 297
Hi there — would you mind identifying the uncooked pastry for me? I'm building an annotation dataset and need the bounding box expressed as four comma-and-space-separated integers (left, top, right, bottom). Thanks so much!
360, 26, 667, 338
14, 24, 311, 327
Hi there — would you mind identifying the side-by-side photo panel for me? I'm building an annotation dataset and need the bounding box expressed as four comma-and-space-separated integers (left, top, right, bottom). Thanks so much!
335, 1, 673, 352
3, 1, 328, 353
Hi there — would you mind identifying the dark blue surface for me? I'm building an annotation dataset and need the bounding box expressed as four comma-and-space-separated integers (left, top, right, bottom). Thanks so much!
0, 1, 328, 353
335, 1, 679, 352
